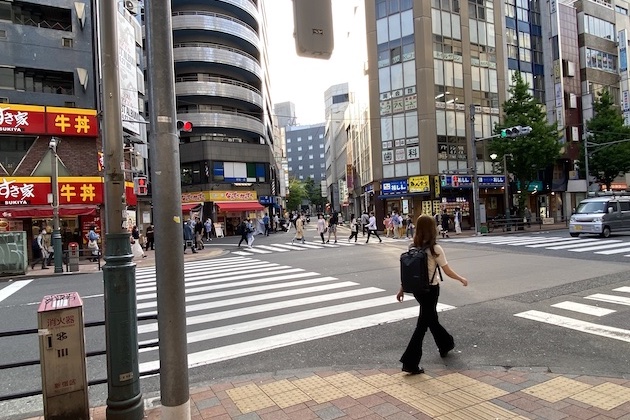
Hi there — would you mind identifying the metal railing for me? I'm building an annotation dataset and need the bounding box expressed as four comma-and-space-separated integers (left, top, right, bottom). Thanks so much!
0, 314, 159, 402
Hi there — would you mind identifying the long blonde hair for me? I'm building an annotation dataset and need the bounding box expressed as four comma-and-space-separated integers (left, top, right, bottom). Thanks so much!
413, 214, 440, 257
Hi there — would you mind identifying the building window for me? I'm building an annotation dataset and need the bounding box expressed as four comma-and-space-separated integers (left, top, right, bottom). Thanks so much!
62, 38, 73, 48
586, 48, 618, 73
309, 154, 313, 159
288, 157, 292, 162
319, 134, 324, 138
584, 15, 615, 41
299, 175, 303, 180
298, 156, 303, 160
320, 153, 325, 158
297, 146, 302, 151
320, 163, 325, 168
287, 148, 292, 153
309, 164, 314, 169
616, 5, 628, 14
297, 137, 302, 142
308, 135, 312, 140
319, 144, 324, 148
287, 138, 291, 143
308, 145, 313, 150
298, 165, 303, 170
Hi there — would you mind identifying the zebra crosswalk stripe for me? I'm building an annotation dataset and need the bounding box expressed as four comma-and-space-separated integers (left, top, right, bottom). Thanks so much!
514, 310, 630, 343
134, 256, 456, 372
0, 280, 32, 303
140, 305, 459, 373
550, 301, 616, 316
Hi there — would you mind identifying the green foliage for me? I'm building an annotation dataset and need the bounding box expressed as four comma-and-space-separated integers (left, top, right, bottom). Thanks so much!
490, 71, 561, 213
584, 89, 630, 189
304, 177, 325, 208
286, 178, 306, 212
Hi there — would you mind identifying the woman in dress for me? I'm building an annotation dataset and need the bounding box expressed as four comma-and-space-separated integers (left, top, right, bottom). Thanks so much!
316, 213, 326, 244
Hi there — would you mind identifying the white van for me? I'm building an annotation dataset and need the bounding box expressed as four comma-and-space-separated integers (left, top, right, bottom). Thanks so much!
569, 196, 630, 238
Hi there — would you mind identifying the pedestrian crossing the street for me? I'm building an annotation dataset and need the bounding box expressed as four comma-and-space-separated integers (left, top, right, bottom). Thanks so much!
133, 256, 456, 372
514, 286, 630, 343
447, 235, 630, 258
231, 236, 404, 256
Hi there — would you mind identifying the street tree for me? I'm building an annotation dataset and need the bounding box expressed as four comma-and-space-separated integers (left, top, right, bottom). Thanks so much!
583, 89, 630, 190
287, 178, 306, 211
304, 177, 325, 210
490, 71, 561, 215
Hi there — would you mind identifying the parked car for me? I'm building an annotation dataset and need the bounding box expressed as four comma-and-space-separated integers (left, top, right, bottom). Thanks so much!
569, 195, 630, 238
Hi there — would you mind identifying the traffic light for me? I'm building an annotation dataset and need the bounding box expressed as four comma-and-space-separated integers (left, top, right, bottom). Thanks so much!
133, 176, 148, 196
293, 0, 334, 59
177, 120, 193, 132
500, 125, 532, 138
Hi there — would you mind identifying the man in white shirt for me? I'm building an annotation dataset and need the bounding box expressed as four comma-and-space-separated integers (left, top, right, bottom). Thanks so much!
365, 211, 382, 243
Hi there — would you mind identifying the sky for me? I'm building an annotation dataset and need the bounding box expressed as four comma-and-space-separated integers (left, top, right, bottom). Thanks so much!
265, 0, 367, 125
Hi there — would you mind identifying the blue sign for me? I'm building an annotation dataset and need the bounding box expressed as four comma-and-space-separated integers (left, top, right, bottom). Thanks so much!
441, 175, 473, 188
259, 195, 273, 204
478, 176, 506, 186
381, 179, 408, 195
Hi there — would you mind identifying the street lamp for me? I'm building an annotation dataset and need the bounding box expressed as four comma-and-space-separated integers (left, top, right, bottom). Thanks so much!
49, 137, 63, 273
491, 153, 513, 221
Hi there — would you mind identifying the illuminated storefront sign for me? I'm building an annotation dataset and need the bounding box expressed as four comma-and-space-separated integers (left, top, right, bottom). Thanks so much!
0, 104, 98, 137
181, 190, 258, 203
0, 177, 137, 206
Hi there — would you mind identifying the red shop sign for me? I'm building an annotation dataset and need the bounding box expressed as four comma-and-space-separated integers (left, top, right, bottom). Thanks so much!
46, 106, 99, 137
0, 104, 47, 135
0, 177, 138, 206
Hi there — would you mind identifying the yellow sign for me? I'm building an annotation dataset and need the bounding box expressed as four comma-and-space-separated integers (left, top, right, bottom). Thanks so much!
181, 190, 258, 203
434, 175, 441, 197
408, 176, 430, 193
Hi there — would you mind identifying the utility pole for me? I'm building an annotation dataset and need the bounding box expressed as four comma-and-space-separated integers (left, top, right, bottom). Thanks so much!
97, 0, 143, 418
469, 104, 481, 235
145, 0, 191, 418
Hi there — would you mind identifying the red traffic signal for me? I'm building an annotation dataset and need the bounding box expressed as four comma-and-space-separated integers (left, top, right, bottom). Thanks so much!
177, 120, 193, 132
133, 176, 148, 196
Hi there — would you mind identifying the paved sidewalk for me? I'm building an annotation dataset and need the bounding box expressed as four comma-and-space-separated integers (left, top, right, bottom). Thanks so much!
25, 366, 630, 420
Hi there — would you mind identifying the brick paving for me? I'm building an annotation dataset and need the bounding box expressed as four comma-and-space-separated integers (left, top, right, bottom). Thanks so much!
23, 367, 629, 419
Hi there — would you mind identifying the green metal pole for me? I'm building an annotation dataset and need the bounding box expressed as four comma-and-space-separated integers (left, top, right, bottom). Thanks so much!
96, 0, 143, 418
50, 138, 63, 274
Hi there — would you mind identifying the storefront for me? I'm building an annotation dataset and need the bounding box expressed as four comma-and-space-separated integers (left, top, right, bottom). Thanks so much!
181, 190, 265, 236
0, 176, 138, 250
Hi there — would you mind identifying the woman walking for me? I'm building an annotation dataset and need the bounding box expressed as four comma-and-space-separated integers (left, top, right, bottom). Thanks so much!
365, 211, 382, 243
292, 213, 305, 244
326, 211, 338, 243
348, 213, 359, 242
396, 214, 468, 374
316, 213, 326, 243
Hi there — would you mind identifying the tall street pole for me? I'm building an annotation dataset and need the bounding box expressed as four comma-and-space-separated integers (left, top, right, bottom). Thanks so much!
145, 0, 191, 418
503, 154, 512, 220
49, 138, 63, 273
470, 104, 481, 235
97, 0, 143, 418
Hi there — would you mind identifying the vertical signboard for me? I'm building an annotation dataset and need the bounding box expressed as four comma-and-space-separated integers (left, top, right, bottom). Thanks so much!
117, 9, 140, 135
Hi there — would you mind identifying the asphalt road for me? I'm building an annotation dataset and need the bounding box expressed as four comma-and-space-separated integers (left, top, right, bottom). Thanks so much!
1, 226, 629, 418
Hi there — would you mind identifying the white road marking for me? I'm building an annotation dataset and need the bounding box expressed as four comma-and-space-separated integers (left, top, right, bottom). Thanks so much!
0, 280, 33, 303
140, 304, 456, 372
585, 293, 630, 306
550, 301, 616, 316
514, 310, 630, 343
614, 287, 630, 293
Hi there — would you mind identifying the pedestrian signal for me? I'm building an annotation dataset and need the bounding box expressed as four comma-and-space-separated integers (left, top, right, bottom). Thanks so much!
177, 120, 193, 132
133, 176, 148, 196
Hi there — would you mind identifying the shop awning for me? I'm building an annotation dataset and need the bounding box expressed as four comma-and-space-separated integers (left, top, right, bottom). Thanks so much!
215, 201, 264, 212
0, 205, 98, 219
182, 203, 203, 212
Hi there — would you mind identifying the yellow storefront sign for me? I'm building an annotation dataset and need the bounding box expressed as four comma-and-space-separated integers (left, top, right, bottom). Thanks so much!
408, 176, 430, 193
181, 190, 258, 203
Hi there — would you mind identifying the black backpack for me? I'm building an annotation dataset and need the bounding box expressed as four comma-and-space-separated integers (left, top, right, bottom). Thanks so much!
400, 246, 441, 294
